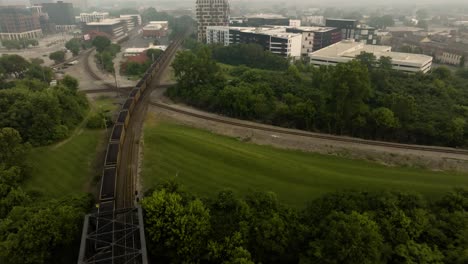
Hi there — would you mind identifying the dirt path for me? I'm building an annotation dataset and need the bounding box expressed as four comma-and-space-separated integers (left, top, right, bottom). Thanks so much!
147, 98, 468, 172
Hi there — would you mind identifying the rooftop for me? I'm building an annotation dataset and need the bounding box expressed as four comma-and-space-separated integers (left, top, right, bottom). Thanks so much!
87, 19, 121, 26
310, 40, 433, 65
245, 13, 286, 19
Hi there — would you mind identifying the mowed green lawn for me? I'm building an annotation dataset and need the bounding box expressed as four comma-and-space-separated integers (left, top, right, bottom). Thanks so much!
142, 119, 468, 207
25, 129, 103, 198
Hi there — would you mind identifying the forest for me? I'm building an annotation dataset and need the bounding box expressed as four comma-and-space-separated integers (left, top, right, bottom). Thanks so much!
0, 55, 92, 263
168, 44, 468, 147
143, 181, 468, 264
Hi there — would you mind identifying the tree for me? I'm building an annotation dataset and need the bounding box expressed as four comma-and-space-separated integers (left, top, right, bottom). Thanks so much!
92, 36, 111, 53
371, 107, 399, 137
61, 75, 79, 91
305, 211, 384, 264
142, 189, 211, 263
1, 39, 21, 50
0, 54, 30, 78
65, 38, 81, 56
0, 199, 89, 264
0, 128, 27, 167
49, 51, 66, 64
146, 48, 163, 61
355, 52, 377, 71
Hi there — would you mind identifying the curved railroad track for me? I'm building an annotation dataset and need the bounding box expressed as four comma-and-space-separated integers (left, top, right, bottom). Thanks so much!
150, 102, 468, 156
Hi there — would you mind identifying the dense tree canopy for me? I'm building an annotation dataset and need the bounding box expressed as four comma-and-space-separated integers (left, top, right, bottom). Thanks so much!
0, 54, 92, 264
65, 38, 82, 56
168, 47, 468, 147
211, 44, 290, 71
0, 77, 88, 146
143, 181, 468, 264
49, 51, 66, 64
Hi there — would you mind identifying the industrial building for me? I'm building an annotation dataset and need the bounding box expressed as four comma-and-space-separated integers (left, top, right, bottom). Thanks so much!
0, 6, 42, 40
196, 0, 229, 42
309, 40, 433, 73
84, 19, 127, 39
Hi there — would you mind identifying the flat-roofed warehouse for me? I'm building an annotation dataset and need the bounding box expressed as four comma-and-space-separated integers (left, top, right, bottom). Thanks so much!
309, 40, 433, 73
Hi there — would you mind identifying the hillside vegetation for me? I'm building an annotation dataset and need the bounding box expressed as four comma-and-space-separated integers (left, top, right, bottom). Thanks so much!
168, 45, 468, 148
141, 120, 468, 207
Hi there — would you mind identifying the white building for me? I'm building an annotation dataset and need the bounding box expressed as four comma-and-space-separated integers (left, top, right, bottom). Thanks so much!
302, 15, 325, 26
206, 26, 230, 46
289, 19, 301, 27
120, 14, 142, 26
80, 12, 109, 23
207, 26, 302, 58
85, 19, 126, 38
207, 26, 341, 57
124, 44, 167, 56
120, 16, 135, 31
309, 40, 433, 73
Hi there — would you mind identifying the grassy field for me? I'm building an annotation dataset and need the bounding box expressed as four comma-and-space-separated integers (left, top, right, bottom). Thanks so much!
141, 119, 468, 208
25, 129, 104, 198
23, 96, 116, 198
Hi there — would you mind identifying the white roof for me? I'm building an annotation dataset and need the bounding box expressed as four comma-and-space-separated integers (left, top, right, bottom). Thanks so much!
124, 44, 167, 54
149, 21, 168, 24
87, 19, 121, 26
310, 40, 432, 66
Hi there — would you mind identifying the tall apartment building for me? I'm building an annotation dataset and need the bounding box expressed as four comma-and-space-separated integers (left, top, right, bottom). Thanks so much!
0, 7, 42, 40
42, 1, 75, 26
196, 0, 229, 43
80, 12, 109, 23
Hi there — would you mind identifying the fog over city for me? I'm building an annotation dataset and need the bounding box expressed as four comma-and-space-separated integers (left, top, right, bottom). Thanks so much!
0, 0, 467, 263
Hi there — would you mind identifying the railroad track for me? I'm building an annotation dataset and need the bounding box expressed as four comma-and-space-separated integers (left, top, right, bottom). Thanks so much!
83, 49, 118, 90
150, 102, 468, 156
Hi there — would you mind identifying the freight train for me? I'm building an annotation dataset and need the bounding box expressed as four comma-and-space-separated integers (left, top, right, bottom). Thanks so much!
98, 36, 182, 216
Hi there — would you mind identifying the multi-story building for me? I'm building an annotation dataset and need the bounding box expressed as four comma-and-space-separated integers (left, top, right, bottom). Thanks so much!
63, 0, 87, 10
80, 12, 109, 23
206, 26, 229, 46
284, 26, 342, 55
120, 14, 142, 26
325, 18, 358, 39
84, 19, 127, 39
302, 15, 325, 26
196, 0, 229, 43
119, 16, 136, 32
0, 7, 42, 40
42, 1, 75, 26
142, 21, 168, 38
207, 26, 342, 57
309, 40, 433, 73
243, 14, 289, 27
354, 25, 377, 45
29, 4, 55, 34
207, 26, 302, 58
